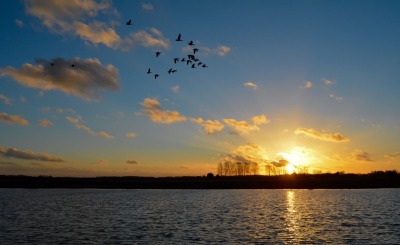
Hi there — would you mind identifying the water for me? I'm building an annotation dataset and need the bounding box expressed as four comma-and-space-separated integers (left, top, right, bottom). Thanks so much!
1, 189, 400, 244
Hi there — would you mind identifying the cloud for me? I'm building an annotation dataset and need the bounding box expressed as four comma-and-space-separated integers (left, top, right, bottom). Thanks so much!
172, 85, 180, 93
270, 159, 291, 167
0, 113, 29, 125
142, 3, 153, 10
125, 160, 139, 164
91, 159, 109, 165
295, 128, 349, 142
384, 152, 400, 158
75, 124, 114, 139
0, 161, 18, 166
39, 118, 53, 127
130, 28, 171, 50
244, 82, 258, 89
336, 97, 343, 101
0, 146, 66, 162
229, 130, 240, 136
126, 133, 136, 138
306, 82, 313, 88
372, 124, 381, 128
1, 57, 119, 101
65, 108, 76, 113
20, 96, 26, 103
350, 149, 375, 162
282, 129, 289, 133
66, 116, 82, 124
221, 143, 269, 165
137, 98, 187, 124
224, 115, 269, 135
0, 94, 12, 105
326, 154, 343, 161
15, 19, 24, 27
180, 165, 190, 169
38, 91, 44, 97
251, 115, 270, 125
190, 118, 224, 135
56, 108, 63, 113
40, 107, 51, 113
322, 78, 335, 85
215, 45, 230, 56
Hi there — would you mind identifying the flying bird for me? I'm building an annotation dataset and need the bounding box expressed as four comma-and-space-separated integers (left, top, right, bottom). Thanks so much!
176, 33, 183, 41
194, 58, 199, 62
71, 64, 75, 67
188, 40, 195, 46
193, 48, 199, 54
147, 68, 152, 74
187, 60, 192, 65
187, 54, 194, 60
154, 74, 159, 79
50, 63, 54, 66
156, 52, 162, 57
202, 64, 208, 68
126, 20, 132, 25
168, 68, 173, 74
174, 58, 179, 64
191, 64, 196, 68
197, 62, 203, 66
172, 70, 177, 73
181, 58, 185, 62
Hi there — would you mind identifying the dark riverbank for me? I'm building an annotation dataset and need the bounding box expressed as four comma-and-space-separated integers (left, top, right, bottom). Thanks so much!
1, 171, 400, 189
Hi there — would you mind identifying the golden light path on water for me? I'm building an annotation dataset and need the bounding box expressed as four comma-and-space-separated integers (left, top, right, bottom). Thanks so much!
286, 191, 300, 241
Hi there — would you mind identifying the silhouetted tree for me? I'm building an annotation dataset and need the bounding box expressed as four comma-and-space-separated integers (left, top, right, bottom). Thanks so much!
217, 162, 223, 176
207, 173, 214, 178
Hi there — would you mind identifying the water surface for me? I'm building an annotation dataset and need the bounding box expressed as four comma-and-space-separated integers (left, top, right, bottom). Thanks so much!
1, 189, 400, 244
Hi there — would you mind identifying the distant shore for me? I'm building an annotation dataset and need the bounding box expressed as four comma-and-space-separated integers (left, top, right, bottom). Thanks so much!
1, 172, 400, 189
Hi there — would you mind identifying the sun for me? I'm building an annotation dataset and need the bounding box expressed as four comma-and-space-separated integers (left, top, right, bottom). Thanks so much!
286, 164, 296, 174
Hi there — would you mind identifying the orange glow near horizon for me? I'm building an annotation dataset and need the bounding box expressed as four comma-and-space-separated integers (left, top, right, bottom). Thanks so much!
286, 164, 296, 174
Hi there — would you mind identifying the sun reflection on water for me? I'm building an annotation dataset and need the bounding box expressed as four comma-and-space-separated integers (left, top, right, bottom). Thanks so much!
286, 191, 299, 241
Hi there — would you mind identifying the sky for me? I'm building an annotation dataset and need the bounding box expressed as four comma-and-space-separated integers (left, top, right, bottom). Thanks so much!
1, 0, 400, 177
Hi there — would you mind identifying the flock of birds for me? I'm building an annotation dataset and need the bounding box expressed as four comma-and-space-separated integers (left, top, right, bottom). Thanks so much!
143, 32, 208, 79
49, 21, 208, 79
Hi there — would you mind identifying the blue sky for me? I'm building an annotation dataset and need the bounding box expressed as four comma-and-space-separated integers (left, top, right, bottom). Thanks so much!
0, 0, 400, 176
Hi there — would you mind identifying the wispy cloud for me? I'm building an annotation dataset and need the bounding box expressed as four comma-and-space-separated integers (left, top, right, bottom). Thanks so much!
184, 44, 231, 56
384, 152, 400, 158
38, 91, 44, 97
0, 146, 66, 162
172, 85, 180, 93
295, 128, 349, 142
350, 149, 374, 162
15, 19, 24, 27
322, 78, 335, 85
65, 108, 76, 113
1, 57, 120, 101
20, 96, 26, 103
137, 98, 187, 124
180, 165, 190, 169
39, 118, 53, 127
125, 160, 139, 164
0, 113, 29, 125
91, 159, 109, 165
126, 133, 136, 138
56, 108, 63, 113
66, 116, 83, 124
223, 114, 269, 135
75, 124, 114, 139
190, 118, 224, 135
142, 3, 153, 10
130, 28, 171, 50
0, 94, 12, 105
244, 82, 258, 89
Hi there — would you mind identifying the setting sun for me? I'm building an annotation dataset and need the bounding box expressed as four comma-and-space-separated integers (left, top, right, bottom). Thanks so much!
286, 164, 296, 174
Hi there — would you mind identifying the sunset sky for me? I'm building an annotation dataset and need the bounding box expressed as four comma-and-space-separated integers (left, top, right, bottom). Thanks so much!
1, 0, 400, 177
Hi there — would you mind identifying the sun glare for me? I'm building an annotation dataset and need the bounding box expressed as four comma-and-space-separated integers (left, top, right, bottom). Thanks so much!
286, 164, 296, 174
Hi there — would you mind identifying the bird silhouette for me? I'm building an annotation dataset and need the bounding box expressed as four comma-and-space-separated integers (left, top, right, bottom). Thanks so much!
126, 20, 132, 25
191, 64, 196, 68
51, 63, 54, 66
176, 33, 183, 41
172, 70, 177, 73
154, 74, 159, 79
156, 52, 162, 57
71, 64, 75, 67
147, 68, 152, 74
174, 58, 179, 64
188, 41, 195, 46
187, 54, 194, 60
202, 64, 208, 68
194, 58, 199, 62
181, 58, 185, 62
193, 48, 199, 54
168, 68, 173, 74
187, 60, 192, 65
197, 62, 203, 66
